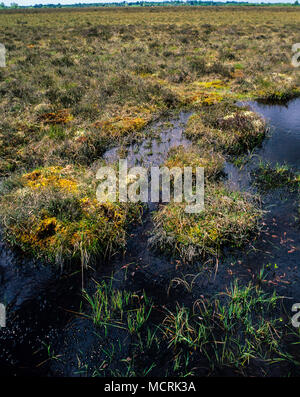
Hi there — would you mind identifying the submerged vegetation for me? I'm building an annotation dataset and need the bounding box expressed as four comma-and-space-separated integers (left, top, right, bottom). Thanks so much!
81, 275, 299, 377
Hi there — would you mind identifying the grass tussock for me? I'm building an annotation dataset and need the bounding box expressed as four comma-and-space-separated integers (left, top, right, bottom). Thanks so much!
164, 145, 225, 181
253, 161, 300, 191
149, 182, 262, 262
185, 107, 267, 155
0, 165, 143, 266
83, 279, 153, 337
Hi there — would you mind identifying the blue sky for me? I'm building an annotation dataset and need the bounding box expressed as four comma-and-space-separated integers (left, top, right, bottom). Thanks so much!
2, 0, 296, 5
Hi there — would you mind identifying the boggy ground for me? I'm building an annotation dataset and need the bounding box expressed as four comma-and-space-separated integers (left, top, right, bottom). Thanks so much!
0, 6, 299, 377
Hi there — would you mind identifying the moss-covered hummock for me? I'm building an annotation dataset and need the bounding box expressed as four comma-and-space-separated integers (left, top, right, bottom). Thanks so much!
0, 165, 143, 267
185, 108, 266, 155
149, 182, 262, 262
164, 145, 224, 181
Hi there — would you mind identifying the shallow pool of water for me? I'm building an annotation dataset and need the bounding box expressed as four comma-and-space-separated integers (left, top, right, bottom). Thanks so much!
243, 97, 300, 170
103, 111, 192, 168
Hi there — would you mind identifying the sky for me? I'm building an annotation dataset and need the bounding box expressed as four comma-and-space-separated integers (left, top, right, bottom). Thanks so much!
2, 0, 296, 6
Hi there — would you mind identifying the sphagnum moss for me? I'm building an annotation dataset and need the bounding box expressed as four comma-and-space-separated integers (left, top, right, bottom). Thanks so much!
0, 165, 143, 267
149, 182, 262, 263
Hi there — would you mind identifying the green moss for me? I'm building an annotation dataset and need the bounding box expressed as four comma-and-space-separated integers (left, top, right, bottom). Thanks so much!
0, 165, 143, 267
149, 182, 262, 262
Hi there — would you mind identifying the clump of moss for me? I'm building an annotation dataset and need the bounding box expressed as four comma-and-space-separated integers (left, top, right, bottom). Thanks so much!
0, 165, 143, 267
92, 104, 157, 141
253, 162, 300, 191
37, 109, 74, 124
173, 80, 227, 107
23, 166, 78, 192
93, 116, 148, 138
164, 145, 224, 181
149, 182, 262, 262
185, 108, 266, 155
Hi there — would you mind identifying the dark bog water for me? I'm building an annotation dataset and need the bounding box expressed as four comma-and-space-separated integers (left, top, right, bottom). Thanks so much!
242, 97, 300, 170
225, 97, 300, 191
224, 98, 300, 303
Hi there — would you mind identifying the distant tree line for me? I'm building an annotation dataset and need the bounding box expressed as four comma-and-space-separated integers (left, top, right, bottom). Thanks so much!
0, 0, 299, 9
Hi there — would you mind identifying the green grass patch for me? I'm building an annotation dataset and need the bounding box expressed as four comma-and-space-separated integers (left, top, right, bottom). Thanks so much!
149, 182, 262, 262
253, 161, 300, 191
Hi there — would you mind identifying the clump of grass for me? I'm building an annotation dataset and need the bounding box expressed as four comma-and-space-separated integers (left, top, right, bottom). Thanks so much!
83, 279, 153, 337
162, 281, 293, 375
185, 107, 266, 156
253, 161, 300, 191
164, 145, 224, 181
256, 88, 300, 104
47, 125, 67, 141
82, 277, 298, 377
149, 182, 262, 262
0, 165, 143, 267
170, 79, 227, 107
93, 114, 149, 139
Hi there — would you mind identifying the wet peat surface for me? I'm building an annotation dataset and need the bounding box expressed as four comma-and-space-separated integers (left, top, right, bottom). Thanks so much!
103, 111, 192, 168
0, 101, 299, 376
